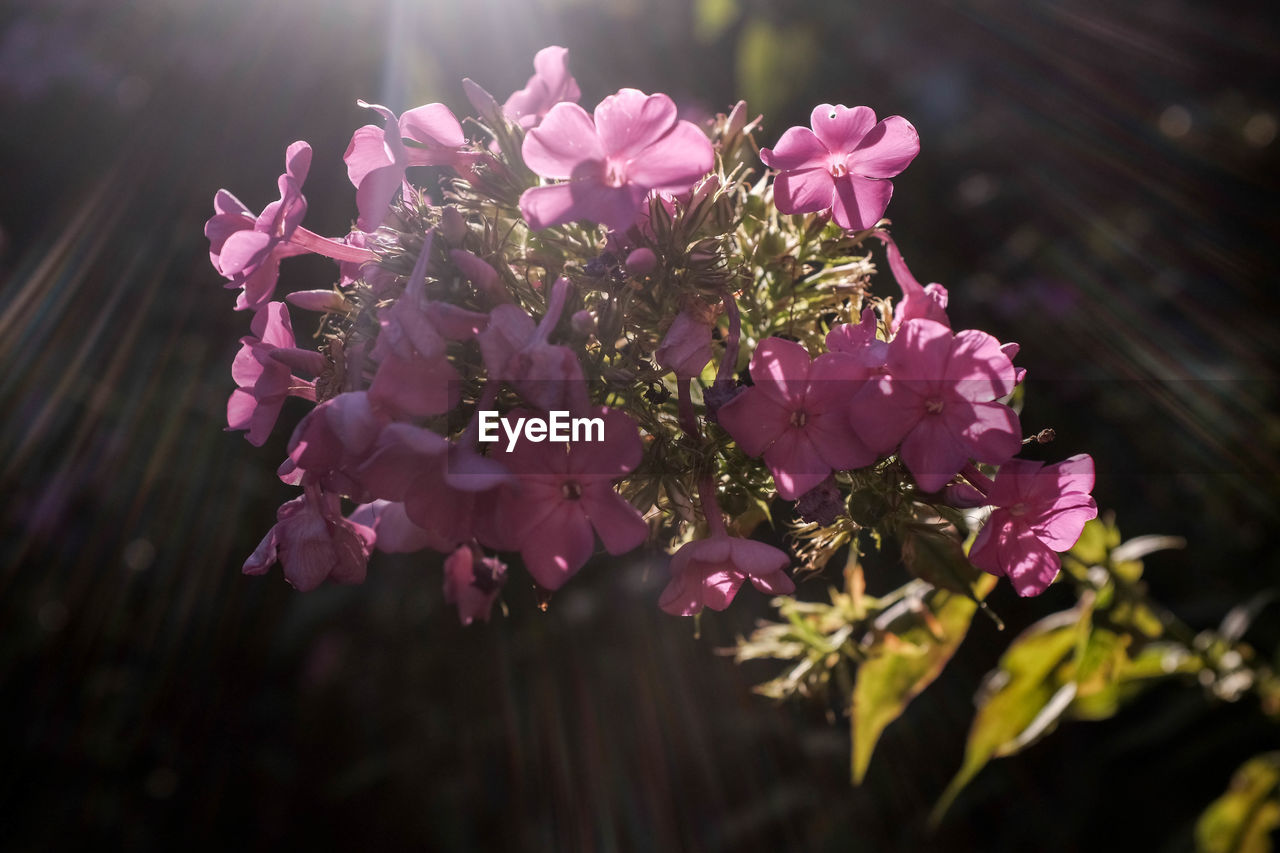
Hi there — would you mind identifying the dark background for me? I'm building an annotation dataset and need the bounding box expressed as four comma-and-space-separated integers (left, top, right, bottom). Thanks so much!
1, 0, 1277, 849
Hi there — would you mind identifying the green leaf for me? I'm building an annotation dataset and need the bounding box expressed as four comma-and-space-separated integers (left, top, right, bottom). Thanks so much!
1196, 753, 1280, 853
850, 576, 995, 784
932, 615, 1080, 822
694, 0, 740, 41
1070, 516, 1121, 567
900, 523, 984, 594
735, 20, 817, 121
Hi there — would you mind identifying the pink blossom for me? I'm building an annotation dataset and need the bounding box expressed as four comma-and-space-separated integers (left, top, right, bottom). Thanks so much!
443, 544, 507, 625
659, 535, 794, 616
761, 105, 919, 232
357, 423, 510, 551
872, 232, 949, 332
825, 307, 888, 369
244, 487, 375, 592
477, 277, 588, 413
519, 88, 714, 231
286, 391, 387, 501
502, 45, 581, 130
344, 100, 475, 231
717, 337, 876, 500
227, 302, 322, 446
969, 454, 1098, 596
206, 142, 312, 311
849, 319, 1021, 493
655, 305, 715, 378
367, 237, 468, 418
348, 500, 442, 553
492, 407, 648, 590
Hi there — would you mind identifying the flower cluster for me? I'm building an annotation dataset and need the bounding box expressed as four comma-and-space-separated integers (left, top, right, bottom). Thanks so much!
207, 47, 1096, 624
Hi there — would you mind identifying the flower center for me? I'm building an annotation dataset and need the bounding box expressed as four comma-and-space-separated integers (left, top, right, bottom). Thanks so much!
561, 480, 583, 501
1009, 501, 1029, 517
828, 157, 849, 179
602, 159, 627, 188
790, 409, 808, 428
925, 397, 945, 414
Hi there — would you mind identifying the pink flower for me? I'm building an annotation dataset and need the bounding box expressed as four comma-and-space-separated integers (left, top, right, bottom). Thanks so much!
356, 423, 510, 551
655, 305, 715, 378
443, 544, 507, 625
658, 535, 794, 616
493, 407, 648, 590
348, 500, 442, 553
969, 454, 1098, 596
519, 88, 714, 231
761, 105, 919, 231
502, 45, 581, 130
227, 302, 323, 446
206, 142, 312, 311
717, 337, 876, 500
344, 101, 474, 231
825, 307, 888, 369
243, 487, 375, 592
872, 232, 949, 332
849, 319, 1021, 493
477, 277, 588, 413
286, 391, 387, 501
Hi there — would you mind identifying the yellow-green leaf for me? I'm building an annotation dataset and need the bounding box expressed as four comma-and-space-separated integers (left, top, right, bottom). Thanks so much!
850, 576, 995, 784
1196, 753, 1280, 853
932, 618, 1079, 822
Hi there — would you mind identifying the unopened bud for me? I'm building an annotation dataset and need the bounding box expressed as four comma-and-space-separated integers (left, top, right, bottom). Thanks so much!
440, 205, 467, 243
571, 309, 596, 336
625, 248, 658, 276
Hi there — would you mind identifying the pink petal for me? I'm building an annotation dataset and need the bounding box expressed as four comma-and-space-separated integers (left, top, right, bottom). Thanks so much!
1027, 494, 1097, 551
399, 103, 465, 149
728, 538, 791, 578
625, 119, 714, 192
748, 567, 795, 596
566, 407, 644, 477
760, 126, 828, 170
581, 487, 648, 554
946, 329, 1016, 401
949, 400, 1021, 465
967, 511, 1010, 575
532, 45, 580, 103
369, 351, 462, 418
804, 410, 876, 472
354, 162, 405, 232
218, 230, 273, 276
697, 567, 746, 611
521, 502, 595, 590
1052, 453, 1096, 498
848, 377, 922, 453
357, 423, 448, 501
849, 116, 920, 178
899, 414, 968, 493
809, 104, 877, 154
763, 428, 832, 500
1002, 527, 1062, 597
749, 337, 813, 406
522, 102, 603, 179
715, 387, 791, 457
593, 89, 678, 161
887, 318, 954, 382
831, 174, 893, 231
283, 141, 312, 184
343, 124, 393, 189
773, 168, 836, 215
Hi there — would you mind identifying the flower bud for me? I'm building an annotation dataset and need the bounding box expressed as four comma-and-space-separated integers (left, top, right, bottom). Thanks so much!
656, 308, 714, 378
625, 248, 657, 276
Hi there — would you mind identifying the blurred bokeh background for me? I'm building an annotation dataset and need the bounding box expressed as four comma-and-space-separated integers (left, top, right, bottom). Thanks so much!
1, 0, 1277, 849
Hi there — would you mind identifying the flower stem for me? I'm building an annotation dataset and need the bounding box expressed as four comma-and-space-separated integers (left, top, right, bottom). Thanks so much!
288, 227, 378, 265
